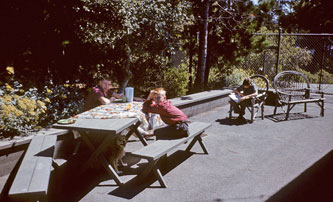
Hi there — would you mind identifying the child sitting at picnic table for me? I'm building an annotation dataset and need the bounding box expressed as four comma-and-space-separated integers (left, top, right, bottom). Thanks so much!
83, 74, 145, 111
142, 88, 189, 139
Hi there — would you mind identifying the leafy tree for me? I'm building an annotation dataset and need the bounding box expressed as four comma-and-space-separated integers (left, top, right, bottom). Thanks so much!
182, 0, 263, 92
76, 0, 192, 93
279, 0, 333, 33
242, 27, 312, 80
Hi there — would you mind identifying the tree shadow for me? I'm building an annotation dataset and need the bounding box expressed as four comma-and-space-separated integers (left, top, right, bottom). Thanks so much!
267, 150, 333, 202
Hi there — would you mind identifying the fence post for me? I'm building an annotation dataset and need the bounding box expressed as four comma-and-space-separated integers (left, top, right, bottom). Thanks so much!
276, 28, 282, 75
319, 36, 327, 91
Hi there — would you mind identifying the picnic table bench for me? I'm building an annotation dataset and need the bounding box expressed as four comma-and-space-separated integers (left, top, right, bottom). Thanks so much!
273, 70, 325, 120
8, 135, 57, 201
130, 122, 211, 188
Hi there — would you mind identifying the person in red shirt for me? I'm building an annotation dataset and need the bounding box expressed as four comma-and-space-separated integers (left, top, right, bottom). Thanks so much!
142, 88, 189, 139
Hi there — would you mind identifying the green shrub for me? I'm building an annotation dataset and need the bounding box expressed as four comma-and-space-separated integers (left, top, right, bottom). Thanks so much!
223, 68, 251, 87
298, 68, 333, 84
161, 64, 189, 98
206, 67, 224, 90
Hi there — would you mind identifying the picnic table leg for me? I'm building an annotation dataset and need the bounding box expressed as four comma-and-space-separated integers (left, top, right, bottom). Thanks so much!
153, 164, 167, 188
138, 159, 167, 188
185, 133, 209, 154
78, 132, 123, 185
100, 157, 123, 185
80, 132, 112, 172
126, 121, 148, 146
72, 130, 81, 155
197, 136, 209, 154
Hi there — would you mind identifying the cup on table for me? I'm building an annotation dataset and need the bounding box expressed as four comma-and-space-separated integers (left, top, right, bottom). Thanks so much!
125, 87, 134, 103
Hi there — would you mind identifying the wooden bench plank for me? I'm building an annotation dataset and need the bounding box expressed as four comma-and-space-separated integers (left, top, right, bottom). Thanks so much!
131, 122, 211, 160
9, 135, 57, 198
9, 136, 44, 195
29, 135, 57, 194
281, 98, 324, 104
131, 122, 211, 188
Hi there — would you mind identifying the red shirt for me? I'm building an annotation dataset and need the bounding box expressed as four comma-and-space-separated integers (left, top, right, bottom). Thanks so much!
142, 99, 187, 125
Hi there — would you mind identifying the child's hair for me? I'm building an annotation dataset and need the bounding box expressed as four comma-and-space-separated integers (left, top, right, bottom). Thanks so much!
242, 78, 251, 86
154, 88, 166, 96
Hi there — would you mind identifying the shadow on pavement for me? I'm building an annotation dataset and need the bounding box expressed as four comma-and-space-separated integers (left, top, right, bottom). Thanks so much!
215, 117, 250, 125
267, 150, 333, 202
265, 113, 318, 122
109, 150, 194, 199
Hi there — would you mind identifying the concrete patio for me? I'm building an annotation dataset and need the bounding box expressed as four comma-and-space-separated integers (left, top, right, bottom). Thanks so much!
1, 94, 333, 202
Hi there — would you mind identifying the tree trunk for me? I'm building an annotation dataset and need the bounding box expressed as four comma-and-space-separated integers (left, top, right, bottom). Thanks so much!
118, 44, 132, 94
204, 45, 211, 90
188, 48, 194, 91
194, 0, 209, 92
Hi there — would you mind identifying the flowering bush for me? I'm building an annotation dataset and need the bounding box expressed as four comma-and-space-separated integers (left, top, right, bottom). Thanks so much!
0, 81, 47, 137
39, 80, 86, 126
0, 67, 86, 138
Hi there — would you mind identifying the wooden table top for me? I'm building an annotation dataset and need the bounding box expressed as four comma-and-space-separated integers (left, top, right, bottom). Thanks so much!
53, 118, 138, 135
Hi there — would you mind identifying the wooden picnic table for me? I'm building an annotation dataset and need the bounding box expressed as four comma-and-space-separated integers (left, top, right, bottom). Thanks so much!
52, 101, 162, 186
53, 118, 145, 185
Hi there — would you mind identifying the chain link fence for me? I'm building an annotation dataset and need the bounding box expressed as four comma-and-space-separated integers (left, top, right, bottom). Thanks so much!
242, 32, 333, 94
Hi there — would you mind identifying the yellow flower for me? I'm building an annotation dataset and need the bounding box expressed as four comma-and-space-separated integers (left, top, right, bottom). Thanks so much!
14, 94, 20, 99
14, 109, 24, 117
64, 84, 70, 88
17, 100, 27, 110
3, 94, 12, 103
5, 83, 13, 91
44, 98, 51, 103
25, 117, 30, 122
46, 89, 52, 94
6, 66, 14, 75
37, 100, 45, 107
19, 89, 25, 93
29, 111, 35, 116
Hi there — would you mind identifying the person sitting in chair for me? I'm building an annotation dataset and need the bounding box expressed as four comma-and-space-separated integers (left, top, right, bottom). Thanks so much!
231, 78, 258, 120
